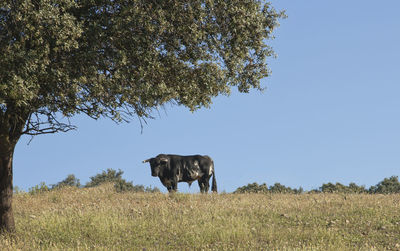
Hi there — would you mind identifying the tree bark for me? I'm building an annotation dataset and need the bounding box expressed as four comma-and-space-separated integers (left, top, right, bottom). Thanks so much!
0, 139, 15, 232
0, 106, 30, 232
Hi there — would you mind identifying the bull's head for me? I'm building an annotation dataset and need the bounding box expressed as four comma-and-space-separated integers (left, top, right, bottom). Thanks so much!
143, 156, 169, 177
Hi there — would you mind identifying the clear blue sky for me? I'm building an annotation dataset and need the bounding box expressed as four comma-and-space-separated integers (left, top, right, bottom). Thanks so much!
14, 0, 400, 193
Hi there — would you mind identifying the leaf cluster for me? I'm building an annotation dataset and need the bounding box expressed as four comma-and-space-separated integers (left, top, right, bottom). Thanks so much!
235, 176, 400, 194
85, 168, 159, 192
234, 182, 303, 194
368, 176, 400, 194
317, 182, 366, 194
51, 174, 81, 189
84, 168, 124, 188
1, 0, 285, 137
28, 182, 50, 195
25, 169, 159, 194
316, 176, 400, 194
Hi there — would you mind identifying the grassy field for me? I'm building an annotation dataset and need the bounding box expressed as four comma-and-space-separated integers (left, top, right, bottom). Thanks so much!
1, 184, 400, 250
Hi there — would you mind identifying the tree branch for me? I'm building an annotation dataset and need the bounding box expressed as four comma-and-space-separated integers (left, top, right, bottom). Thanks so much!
22, 111, 77, 137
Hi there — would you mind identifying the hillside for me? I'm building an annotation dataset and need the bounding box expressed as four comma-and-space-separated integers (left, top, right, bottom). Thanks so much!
1, 184, 400, 250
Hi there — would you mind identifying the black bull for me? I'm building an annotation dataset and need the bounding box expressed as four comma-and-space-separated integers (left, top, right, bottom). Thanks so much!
143, 154, 217, 193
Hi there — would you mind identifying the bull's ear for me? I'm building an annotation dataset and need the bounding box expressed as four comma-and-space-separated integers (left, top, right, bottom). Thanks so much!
142, 158, 152, 163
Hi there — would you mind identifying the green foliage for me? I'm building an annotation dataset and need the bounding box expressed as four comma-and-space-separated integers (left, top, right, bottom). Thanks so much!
347, 182, 367, 193
51, 174, 81, 189
113, 179, 136, 193
319, 182, 367, 194
318, 178, 400, 194
13, 186, 24, 194
85, 168, 159, 193
113, 179, 160, 193
369, 176, 400, 194
234, 182, 302, 194
236, 177, 400, 195
25, 171, 159, 194
144, 186, 161, 193
0, 0, 285, 138
269, 182, 303, 194
85, 169, 124, 188
234, 182, 269, 193
28, 182, 50, 195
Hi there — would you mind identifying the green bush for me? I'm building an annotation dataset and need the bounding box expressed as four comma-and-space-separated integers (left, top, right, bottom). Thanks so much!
269, 182, 303, 194
51, 174, 81, 189
319, 182, 366, 194
25, 169, 160, 194
85, 168, 160, 193
234, 182, 302, 194
234, 182, 269, 194
85, 169, 124, 188
235, 176, 400, 195
13, 186, 24, 194
369, 176, 400, 194
347, 182, 367, 193
114, 180, 160, 193
29, 182, 50, 195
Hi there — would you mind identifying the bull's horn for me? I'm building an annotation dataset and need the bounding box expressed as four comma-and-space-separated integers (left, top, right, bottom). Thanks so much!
142, 159, 151, 163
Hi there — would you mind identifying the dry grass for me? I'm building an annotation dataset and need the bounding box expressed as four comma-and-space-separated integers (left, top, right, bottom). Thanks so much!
1, 184, 400, 250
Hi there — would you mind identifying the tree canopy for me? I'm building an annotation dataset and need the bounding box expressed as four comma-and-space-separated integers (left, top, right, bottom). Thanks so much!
1, 0, 284, 137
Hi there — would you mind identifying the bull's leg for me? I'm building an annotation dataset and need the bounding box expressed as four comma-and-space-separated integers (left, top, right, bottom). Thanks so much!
204, 180, 210, 192
198, 180, 205, 193
167, 186, 178, 193
200, 177, 211, 193
172, 182, 178, 192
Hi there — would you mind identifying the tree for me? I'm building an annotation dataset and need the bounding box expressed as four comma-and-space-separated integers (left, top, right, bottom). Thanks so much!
269, 182, 303, 194
347, 182, 367, 194
85, 168, 160, 193
369, 176, 400, 194
234, 182, 302, 194
320, 182, 345, 193
234, 182, 269, 193
85, 168, 124, 188
320, 182, 367, 194
51, 174, 81, 189
0, 0, 284, 231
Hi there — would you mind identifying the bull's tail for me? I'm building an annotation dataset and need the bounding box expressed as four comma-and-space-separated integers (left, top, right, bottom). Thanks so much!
211, 166, 217, 193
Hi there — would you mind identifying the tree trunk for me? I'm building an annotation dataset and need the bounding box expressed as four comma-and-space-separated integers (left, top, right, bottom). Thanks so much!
0, 140, 15, 232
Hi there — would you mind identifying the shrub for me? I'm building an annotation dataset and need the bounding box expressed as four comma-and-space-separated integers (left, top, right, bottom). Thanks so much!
234, 182, 269, 194
269, 182, 303, 194
347, 182, 367, 193
13, 186, 24, 194
85, 169, 124, 188
114, 180, 160, 193
51, 174, 81, 189
369, 176, 400, 194
234, 182, 302, 194
319, 177, 400, 194
85, 168, 160, 193
29, 182, 50, 195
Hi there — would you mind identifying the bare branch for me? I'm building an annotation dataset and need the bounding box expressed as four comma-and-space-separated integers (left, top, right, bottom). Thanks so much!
22, 110, 77, 139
